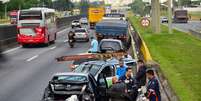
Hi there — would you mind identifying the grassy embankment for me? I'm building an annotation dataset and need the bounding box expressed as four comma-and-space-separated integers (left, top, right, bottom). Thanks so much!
129, 15, 201, 101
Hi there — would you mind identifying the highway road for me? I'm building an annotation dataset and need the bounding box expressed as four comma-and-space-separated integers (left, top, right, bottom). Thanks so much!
0, 26, 91, 101
165, 21, 201, 33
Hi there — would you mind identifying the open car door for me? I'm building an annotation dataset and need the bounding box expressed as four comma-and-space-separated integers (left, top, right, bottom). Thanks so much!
97, 73, 109, 101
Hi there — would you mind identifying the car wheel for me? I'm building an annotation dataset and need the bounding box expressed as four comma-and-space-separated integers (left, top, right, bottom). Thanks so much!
86, 38, 89, 42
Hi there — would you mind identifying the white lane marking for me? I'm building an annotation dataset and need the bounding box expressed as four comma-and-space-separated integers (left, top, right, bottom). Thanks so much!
26, 55, 39, 62
50, 46, 56, 50
2, 46, 22, 54
64, 39, 68, 43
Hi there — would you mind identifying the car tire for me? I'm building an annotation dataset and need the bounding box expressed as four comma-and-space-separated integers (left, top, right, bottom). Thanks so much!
86, 38, 89, 42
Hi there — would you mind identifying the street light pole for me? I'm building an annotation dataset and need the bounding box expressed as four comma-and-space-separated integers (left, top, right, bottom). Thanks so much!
4, 4, 7, 19
168, 0, 172, 34
151, 0, 160, 33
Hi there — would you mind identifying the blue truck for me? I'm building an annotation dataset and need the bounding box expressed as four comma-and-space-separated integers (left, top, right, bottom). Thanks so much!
95, 19, 130, 48
95, 20, 128, 41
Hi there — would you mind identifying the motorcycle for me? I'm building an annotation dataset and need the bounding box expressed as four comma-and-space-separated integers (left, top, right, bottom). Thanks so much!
68, 39, 74, 48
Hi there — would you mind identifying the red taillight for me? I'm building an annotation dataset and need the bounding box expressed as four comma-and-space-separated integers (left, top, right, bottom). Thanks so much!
35, 27, 44, 34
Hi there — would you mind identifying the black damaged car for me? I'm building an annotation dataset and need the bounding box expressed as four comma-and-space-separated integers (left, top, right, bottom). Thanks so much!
42, 72, 109, 101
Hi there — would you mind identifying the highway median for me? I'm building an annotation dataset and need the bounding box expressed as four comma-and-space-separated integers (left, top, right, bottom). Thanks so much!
129, 15, 201, 101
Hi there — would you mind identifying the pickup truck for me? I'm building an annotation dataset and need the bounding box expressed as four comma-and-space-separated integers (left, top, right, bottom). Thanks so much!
95, 20, 129, 45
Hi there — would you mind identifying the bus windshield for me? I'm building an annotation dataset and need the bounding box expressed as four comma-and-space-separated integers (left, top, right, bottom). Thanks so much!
19, 10, 42, 20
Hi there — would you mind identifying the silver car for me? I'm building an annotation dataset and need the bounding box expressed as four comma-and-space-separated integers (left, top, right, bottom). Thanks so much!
74, 28, 89, 42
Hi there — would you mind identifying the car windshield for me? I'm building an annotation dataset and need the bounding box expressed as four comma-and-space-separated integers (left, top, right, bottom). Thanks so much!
75, 29, 86, 33
53, 75, 87, 82
74, 64, 101, 76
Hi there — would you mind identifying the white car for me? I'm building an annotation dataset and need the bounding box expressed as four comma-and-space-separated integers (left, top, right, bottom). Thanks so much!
74, 28, 89, 42
161, 16, 168, 23
71, 20, 81, 28
79, 17, 88, 25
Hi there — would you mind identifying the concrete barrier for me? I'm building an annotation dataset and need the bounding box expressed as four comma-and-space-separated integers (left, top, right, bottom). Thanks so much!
189, 29, 201, 39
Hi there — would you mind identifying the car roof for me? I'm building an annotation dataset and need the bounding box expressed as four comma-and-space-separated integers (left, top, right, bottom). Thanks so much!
75, 28, 85, 30
100, 39, 122, 42
73, 20, 79, 22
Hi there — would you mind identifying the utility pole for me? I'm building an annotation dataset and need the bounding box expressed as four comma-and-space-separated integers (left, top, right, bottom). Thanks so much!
4, 4, 7, 19
168, 0, 172, 34
151, 0, 160, 33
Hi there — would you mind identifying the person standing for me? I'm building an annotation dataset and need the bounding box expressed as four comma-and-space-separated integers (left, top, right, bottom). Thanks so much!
89, 37, 98, 53
116, 59, 127, 79
146, 69, 161, 101
135, 60, 147, 86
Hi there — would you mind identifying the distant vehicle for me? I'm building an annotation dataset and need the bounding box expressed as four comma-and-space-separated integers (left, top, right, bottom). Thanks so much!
79, 17, 88, 25
71, 20, 81, 28
88, 7, 105, 29
173, 10, 188, 23
17, 8, 57, 47
9, 10, 18, 24
103, 13, 126, 21
42, 72, 110, 101
161, 16, 168, 23
74, 28, 89, 42
95, 20, 129, 46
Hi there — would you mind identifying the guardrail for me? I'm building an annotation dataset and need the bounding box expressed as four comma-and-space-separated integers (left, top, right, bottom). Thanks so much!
128, 20, 180, 101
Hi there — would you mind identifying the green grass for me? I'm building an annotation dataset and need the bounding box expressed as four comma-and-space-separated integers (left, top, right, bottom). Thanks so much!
129, 16, 201, 101
0, 18, 9, 24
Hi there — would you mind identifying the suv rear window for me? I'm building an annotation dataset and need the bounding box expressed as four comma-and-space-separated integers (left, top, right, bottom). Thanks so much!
100, 41, 121, 51
75, 29, 86, 33
73, 20, 79, 23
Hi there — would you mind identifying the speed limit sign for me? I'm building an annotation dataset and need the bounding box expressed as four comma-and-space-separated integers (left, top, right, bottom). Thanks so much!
140, 18, 150, 27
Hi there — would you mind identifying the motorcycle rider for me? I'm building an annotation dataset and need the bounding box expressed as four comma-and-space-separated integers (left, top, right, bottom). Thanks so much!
68, 30, 75, 47
135, 59, 147, 86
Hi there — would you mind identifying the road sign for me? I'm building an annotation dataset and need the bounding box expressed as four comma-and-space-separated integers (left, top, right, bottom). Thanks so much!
140, 18, 150, 27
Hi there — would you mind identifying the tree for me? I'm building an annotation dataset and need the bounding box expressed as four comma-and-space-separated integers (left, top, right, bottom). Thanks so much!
130, 0, 146, 16
53, 0, 74, 11
178, 0, 191, 7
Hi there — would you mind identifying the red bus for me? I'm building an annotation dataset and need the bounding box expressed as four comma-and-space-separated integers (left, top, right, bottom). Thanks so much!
17, 8, 57, 47
9, 10, 18, 24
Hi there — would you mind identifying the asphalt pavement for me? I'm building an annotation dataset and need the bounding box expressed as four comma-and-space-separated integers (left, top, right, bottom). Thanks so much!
164, 21, 201, 33
0, 26, 91, 101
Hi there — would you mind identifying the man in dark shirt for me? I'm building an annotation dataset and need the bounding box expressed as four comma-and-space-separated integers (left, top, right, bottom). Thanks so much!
135, 60, 147, 86
118, 67, 138, 101
146, 69, 161, 101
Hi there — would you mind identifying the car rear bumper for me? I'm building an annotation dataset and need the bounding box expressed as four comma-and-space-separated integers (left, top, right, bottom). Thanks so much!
17, 37, 45, 44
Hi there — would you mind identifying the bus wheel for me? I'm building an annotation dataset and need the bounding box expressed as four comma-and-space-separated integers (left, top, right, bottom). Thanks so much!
22, 44, 28, 48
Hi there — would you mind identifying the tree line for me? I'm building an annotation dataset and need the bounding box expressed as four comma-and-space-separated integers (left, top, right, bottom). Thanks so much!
0, 0, 75, 18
